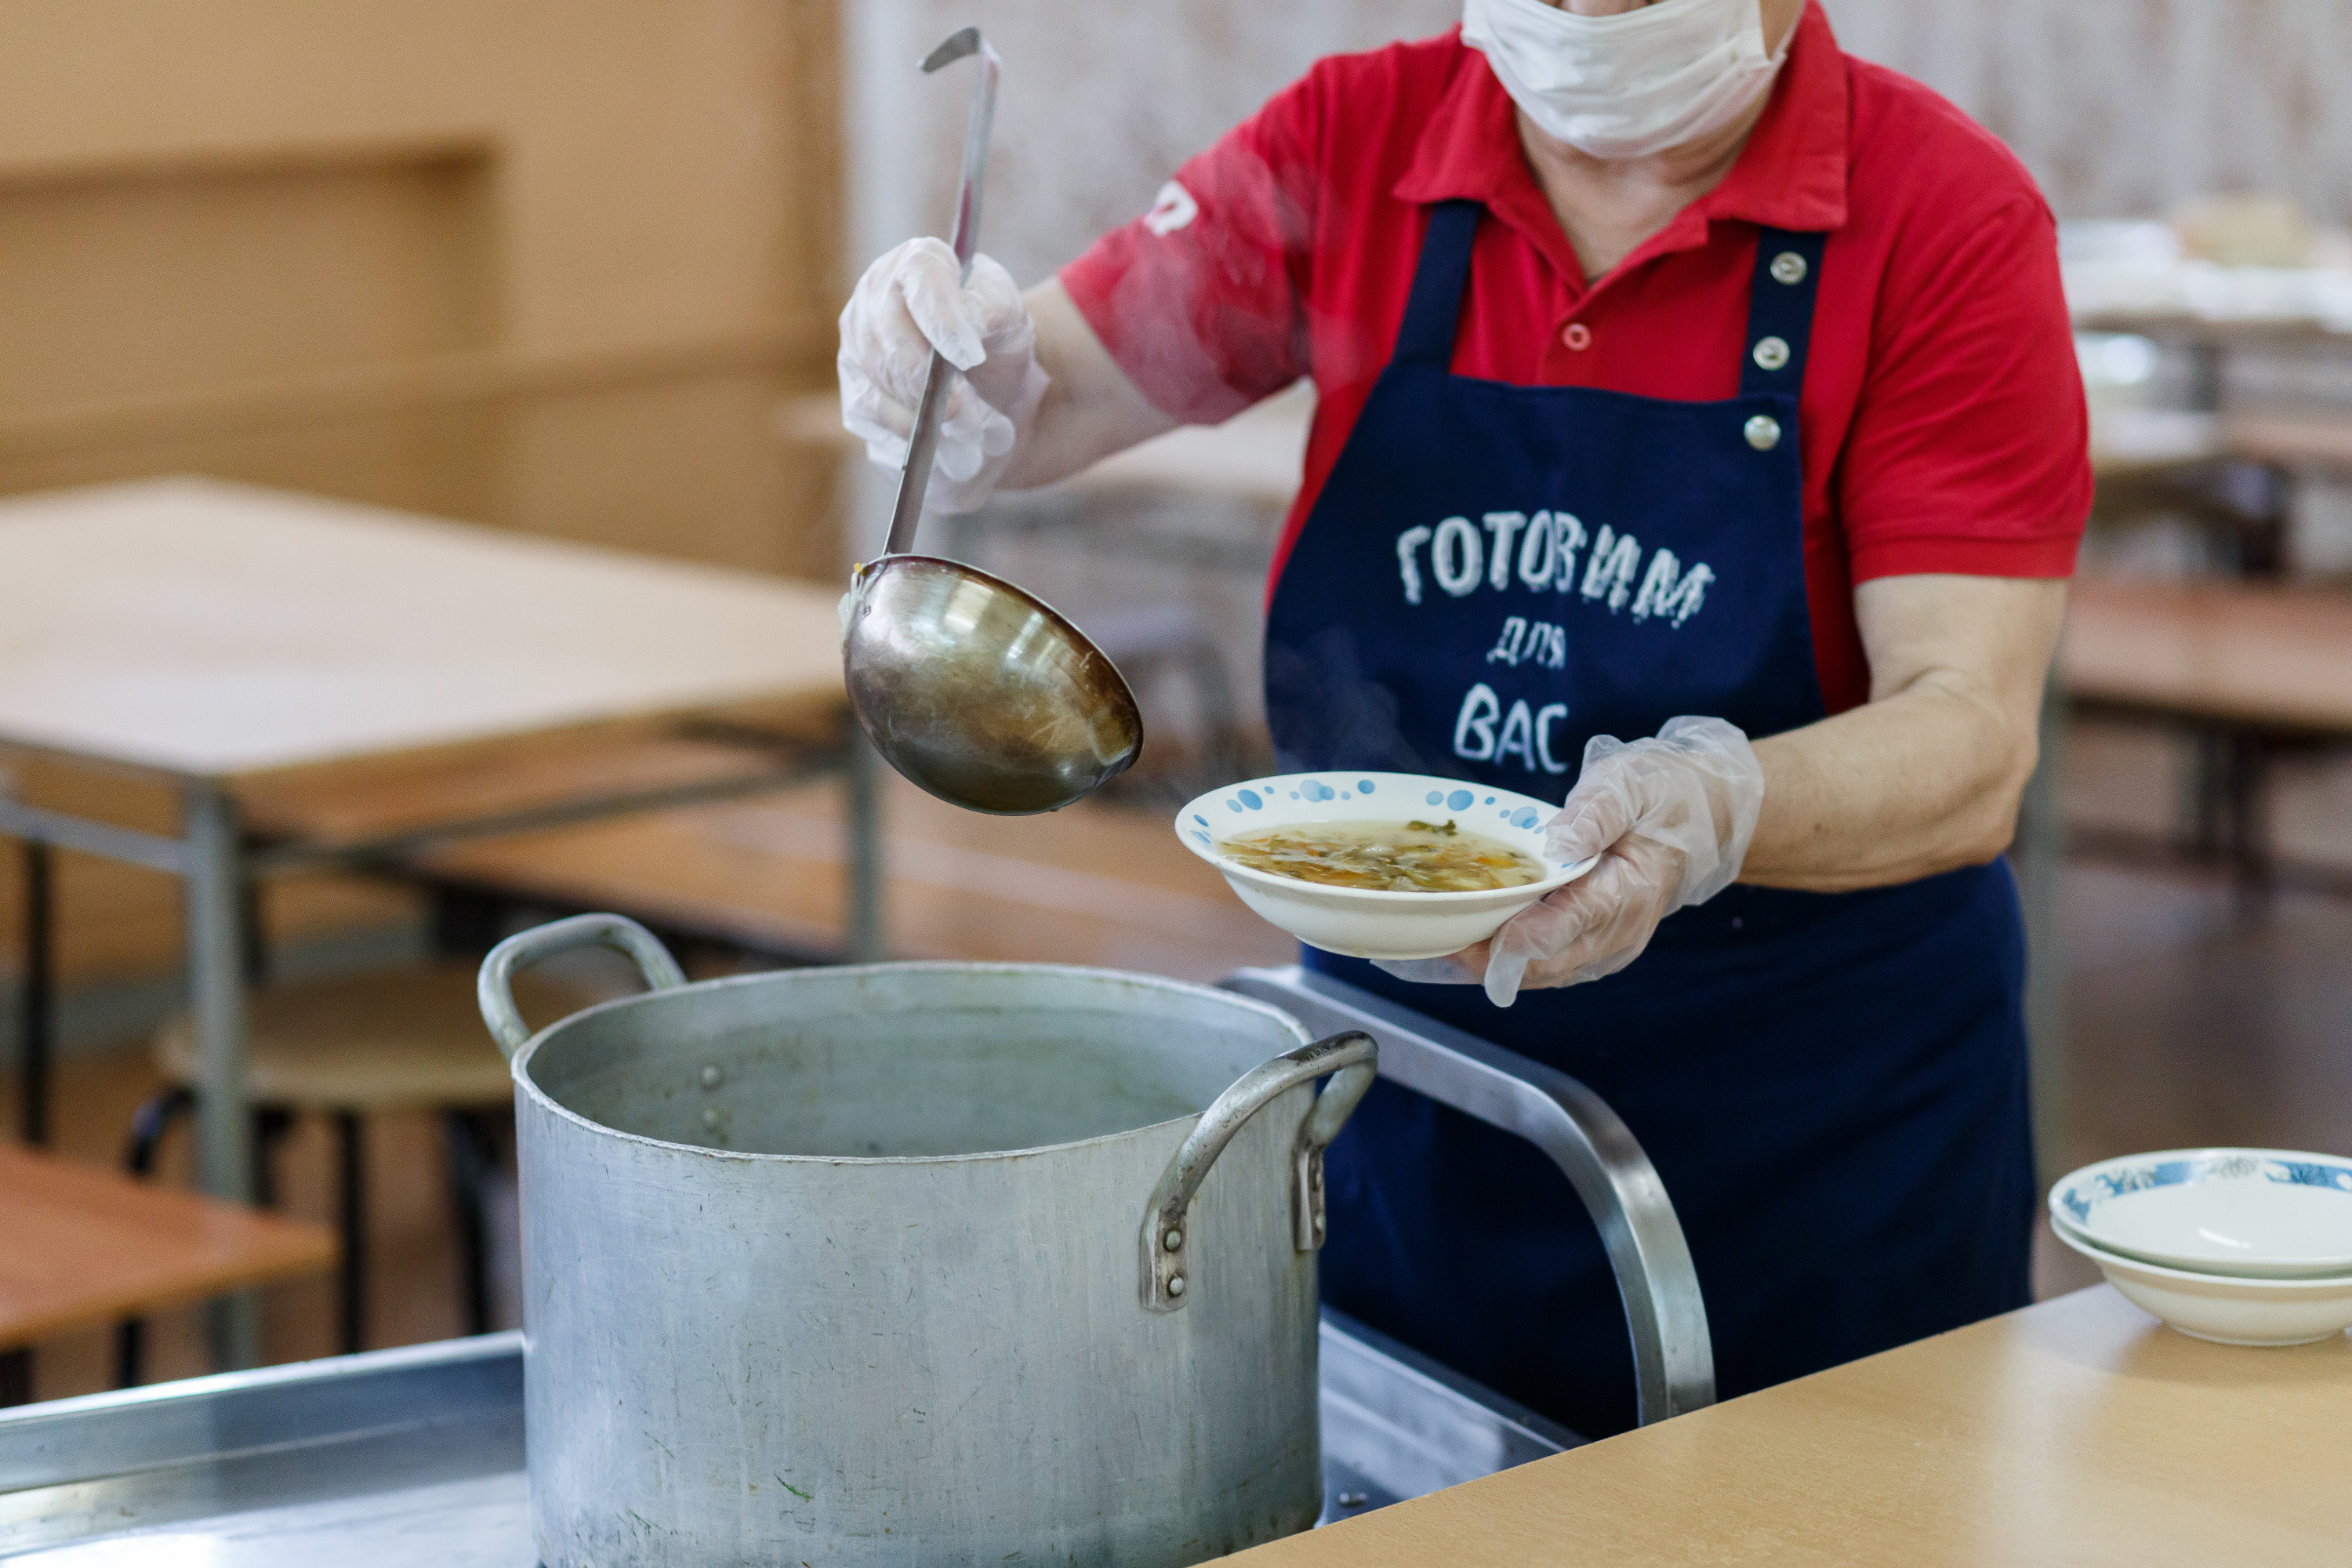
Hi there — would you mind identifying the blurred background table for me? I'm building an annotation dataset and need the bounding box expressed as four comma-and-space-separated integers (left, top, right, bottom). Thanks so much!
0, 477, 858, 1367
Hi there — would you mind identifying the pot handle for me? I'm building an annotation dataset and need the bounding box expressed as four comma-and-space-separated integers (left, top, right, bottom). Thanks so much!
1140, 1030, 1377, 1312
477, 913, 688, 1060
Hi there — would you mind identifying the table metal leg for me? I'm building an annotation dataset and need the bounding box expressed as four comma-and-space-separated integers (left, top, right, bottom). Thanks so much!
845, 728, 886, 964
17, 839, 53, 1145
183, 784, 258, 1370
336, 1112, 367, 1356
2020, 671, 2069, 1191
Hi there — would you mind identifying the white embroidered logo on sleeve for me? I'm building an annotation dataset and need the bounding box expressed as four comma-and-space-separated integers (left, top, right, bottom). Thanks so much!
1144, 181, 1200, 238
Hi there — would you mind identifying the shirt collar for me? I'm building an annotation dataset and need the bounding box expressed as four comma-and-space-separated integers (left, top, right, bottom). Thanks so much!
1394, 2, 1849, 277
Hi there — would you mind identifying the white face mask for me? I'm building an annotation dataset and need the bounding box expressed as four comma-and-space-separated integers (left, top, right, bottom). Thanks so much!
1461, 0, 1790, 161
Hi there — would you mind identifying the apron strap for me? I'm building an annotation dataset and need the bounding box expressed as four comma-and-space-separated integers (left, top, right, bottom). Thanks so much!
1392, 200, 1483, 368
1739, 229, 1828, 397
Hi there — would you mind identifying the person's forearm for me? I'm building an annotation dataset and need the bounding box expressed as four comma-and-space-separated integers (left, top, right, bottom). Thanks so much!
998, 280, 1179, 491
1740, 573, 2067, 892
1744, 676, 2037, 891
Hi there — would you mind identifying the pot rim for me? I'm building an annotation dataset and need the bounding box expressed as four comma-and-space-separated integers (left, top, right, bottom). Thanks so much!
506, 960, 1317, 1167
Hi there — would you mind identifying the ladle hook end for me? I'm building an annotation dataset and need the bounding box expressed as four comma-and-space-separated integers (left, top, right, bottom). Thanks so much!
920, 27, 989, 74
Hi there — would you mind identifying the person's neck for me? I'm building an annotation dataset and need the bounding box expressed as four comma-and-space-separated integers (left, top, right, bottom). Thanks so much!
1519, 0, 1805, 282
1517, 102, 1766, 282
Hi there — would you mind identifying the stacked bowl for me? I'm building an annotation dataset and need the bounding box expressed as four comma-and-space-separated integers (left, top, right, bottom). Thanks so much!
2049, 1148, 2352, 1345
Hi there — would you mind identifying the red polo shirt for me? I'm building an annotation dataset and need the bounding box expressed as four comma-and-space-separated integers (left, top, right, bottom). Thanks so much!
1059, 3, 2091, 715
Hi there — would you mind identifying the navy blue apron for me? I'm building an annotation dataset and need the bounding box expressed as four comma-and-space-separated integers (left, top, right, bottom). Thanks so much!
1263, 201, 2034, 1440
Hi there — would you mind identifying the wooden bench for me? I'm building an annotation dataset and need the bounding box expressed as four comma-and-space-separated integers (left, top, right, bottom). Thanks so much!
405, 776, 1294, 983
0, 1143, 336, 1404
2059, 576, 2352, 895
234, 704, 843, 850
227, 693, 1287, 981
2222, 411, 2352, 473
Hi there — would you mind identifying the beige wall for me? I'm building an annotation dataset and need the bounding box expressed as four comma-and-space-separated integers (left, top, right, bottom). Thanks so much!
1822, 1, 2352, 223
0, 0, 844, 579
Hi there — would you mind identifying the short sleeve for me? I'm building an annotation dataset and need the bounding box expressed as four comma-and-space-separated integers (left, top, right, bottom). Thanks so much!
1838, 194, 2092, 582
1059, 73, 1326, 425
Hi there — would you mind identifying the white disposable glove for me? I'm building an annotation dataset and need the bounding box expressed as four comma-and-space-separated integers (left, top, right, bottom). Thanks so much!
1377, 717, 1765, 1007
838, 237, 1048, 515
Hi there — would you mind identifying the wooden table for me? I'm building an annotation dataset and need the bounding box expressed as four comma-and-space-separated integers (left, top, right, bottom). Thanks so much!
0, 1144, 335, 1404
2088, 407, 2225, 485
2063, 579, 2352, 735
1229, 1287, 2351, 1565
2053, 577, 2352, 910
1069, 383, 1315, 507
0, 477, 855, 1366
2074, 307, 2352, 419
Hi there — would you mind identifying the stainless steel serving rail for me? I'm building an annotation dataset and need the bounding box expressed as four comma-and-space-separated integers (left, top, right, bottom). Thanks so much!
0, 1334, 529, 1564
1219, 964, 1716, 1426
0, 1315, 1573, 1563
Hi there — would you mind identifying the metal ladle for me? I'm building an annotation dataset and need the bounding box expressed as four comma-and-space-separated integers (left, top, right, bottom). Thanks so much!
841, 27, 1144, 816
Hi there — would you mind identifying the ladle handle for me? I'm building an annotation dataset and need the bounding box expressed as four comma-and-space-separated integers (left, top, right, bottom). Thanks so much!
1138, 1031, 1378, 1313
477, 913, 687, 1061
885, 28, 1003, 560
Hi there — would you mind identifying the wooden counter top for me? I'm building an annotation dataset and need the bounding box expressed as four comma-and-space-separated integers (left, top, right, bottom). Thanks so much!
1234, 1287, 2350, 1565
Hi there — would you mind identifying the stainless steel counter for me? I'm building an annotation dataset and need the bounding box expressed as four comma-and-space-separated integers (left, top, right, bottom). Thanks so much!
0, 1312, 1574, 1564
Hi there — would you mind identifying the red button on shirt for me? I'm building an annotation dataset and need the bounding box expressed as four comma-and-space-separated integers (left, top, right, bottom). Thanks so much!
1058, 2, 2092, 717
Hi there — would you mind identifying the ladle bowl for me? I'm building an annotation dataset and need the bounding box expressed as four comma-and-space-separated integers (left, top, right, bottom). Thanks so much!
846, 554, 1142, 815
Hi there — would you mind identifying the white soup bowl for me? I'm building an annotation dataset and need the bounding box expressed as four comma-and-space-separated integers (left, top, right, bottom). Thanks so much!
1174, 771, 1596, 962
2049, 1148, 2352, 1279
2052, 1225, 2352, 1347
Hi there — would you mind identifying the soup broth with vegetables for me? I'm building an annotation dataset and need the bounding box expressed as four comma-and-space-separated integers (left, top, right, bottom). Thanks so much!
1216, 818, 1544, 893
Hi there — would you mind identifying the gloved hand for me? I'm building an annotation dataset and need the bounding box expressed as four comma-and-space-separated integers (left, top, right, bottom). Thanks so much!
1376, 717, 1765, 1007
838, 237, 1049, 515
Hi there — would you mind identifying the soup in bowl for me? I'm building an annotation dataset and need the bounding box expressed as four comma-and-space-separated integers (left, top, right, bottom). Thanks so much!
1176, 773, 1598, 960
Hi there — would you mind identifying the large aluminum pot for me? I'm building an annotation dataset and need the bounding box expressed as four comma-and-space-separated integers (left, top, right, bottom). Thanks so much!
477, 913, 1375, 1568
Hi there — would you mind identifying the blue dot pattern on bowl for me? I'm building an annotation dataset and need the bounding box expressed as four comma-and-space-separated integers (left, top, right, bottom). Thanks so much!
1218, 776, 1546, 824
1192, 815, 1207, 827
1189, 830, 1210, 847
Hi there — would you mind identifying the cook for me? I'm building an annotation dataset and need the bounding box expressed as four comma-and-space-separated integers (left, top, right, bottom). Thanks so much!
837, 0, 2090, 1437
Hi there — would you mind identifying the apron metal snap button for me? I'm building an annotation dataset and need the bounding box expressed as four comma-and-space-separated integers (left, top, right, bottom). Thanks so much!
1751, 335, 1791, 372
1561, 321, 1592, 350
1744, 414, 1782, 451
1769, 250, 1809, 286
